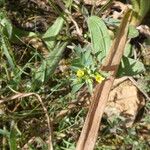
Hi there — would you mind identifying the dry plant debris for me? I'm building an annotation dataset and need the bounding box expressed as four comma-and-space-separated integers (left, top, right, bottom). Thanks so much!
105, 78, 145, 127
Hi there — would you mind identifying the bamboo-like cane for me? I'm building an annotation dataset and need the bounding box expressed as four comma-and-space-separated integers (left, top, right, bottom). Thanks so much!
76, 7, 132, 150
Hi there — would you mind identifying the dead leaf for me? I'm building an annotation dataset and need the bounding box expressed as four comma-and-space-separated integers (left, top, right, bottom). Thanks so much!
105, 78, 145, 127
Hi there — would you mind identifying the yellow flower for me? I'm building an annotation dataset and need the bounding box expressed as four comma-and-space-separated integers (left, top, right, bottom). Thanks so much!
95, 74, 105, 83
76, 69, 84, 77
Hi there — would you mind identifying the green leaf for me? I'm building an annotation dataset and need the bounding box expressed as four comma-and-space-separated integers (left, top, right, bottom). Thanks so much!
0, 129, 10, 137
1, 35, 15, 69
118, 56, 145, 76
103, 18, 120, 27
131, 0, 150, 25
87, 16, 111, 61
83, 45, 93, 66
0, 11, 13, 38
139, 0, 150, 20
32, 60, 47, 89
128, 25, 139, 38
32, 42, 67, 90
0, 0, 5, 6
72, 45, 94, 68
124, 43, 133, 57
74, 45, 83, 56
72, 82, 84, 93
84, 52, 93, 67
45, 42, 68, 79
9, 126, 17, 150
86, 79, 93, 94
11, 27, 37, 43
71, 58, 84, 69
42, 17, 64, 50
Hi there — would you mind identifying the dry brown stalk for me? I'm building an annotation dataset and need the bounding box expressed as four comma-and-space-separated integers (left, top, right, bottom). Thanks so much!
76, 7, 132, 150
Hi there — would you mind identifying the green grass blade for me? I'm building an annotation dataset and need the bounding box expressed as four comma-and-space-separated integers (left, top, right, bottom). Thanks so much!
9, 129, 17, 150
9, 125, 17, 150
0, 11, 12, 38
1, 35, 15, 69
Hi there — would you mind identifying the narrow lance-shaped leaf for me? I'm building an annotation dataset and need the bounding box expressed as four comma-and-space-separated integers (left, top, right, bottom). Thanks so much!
139, 0, 150, 21
9, 123, 17, 150
42, 17, 64, 50
32, 42, 68, 90
0, 11, 12, 38
32, 60, 47, 89
1, 35, 15, 69
131, 0, 150, 26
72, 82, 84, 94
45, 42, 68, 80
